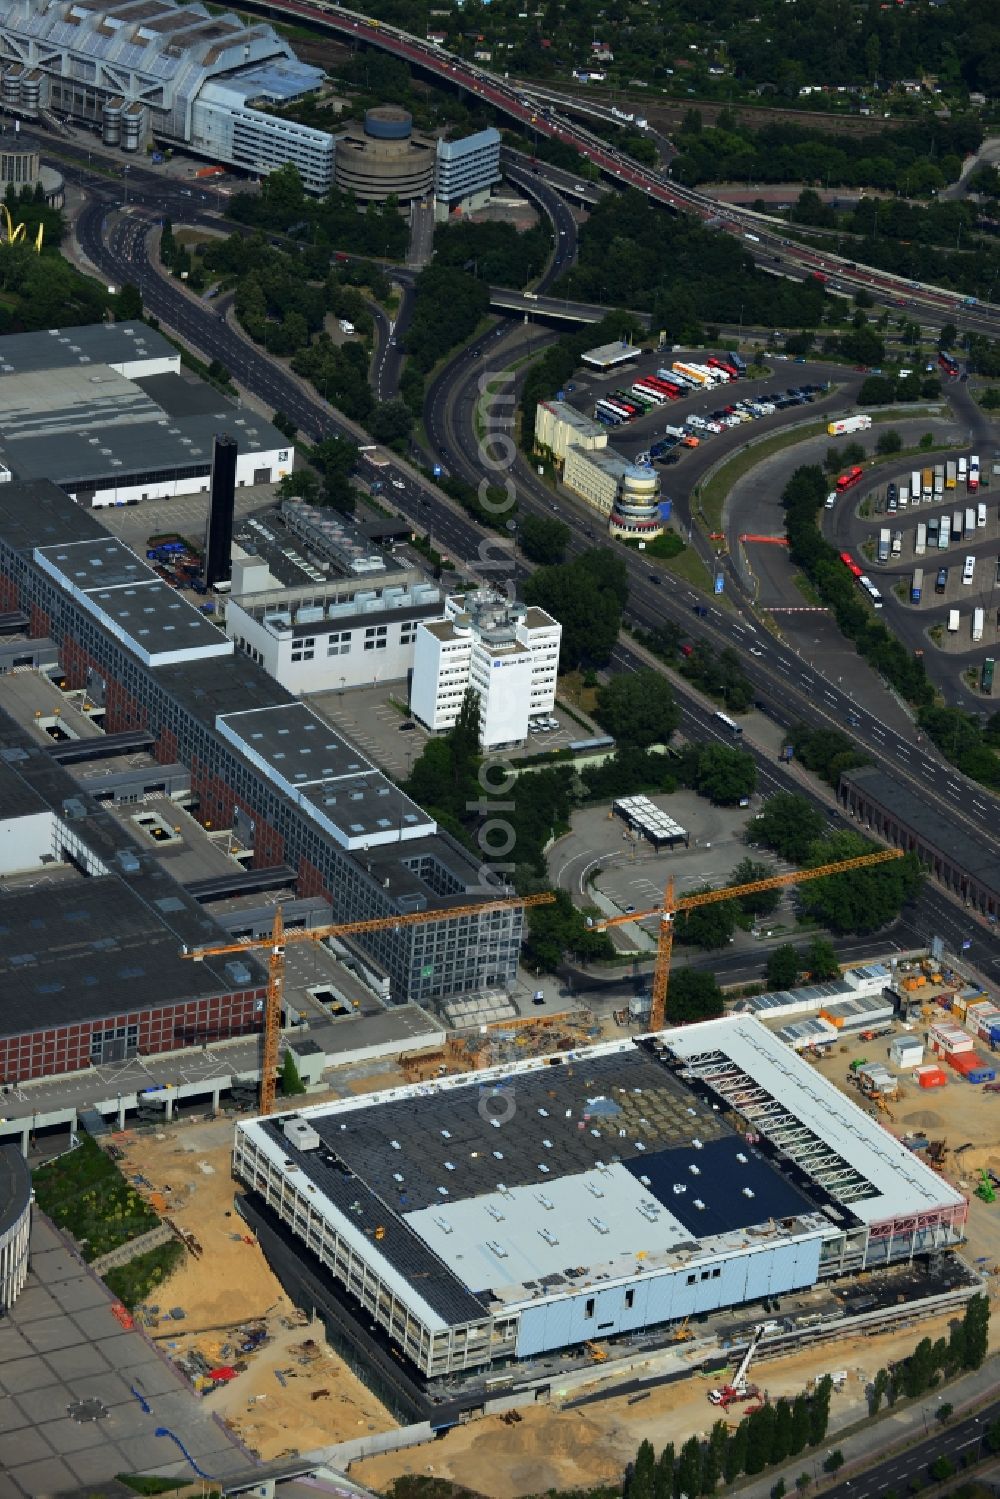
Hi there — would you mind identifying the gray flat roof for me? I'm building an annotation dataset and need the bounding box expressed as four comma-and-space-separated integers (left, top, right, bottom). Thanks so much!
0, 323, 175, 375
35, 538, 233, 667
216, 702, 435, 851
842, 766, 1000, 900
250, 1039, 826, 1325
0, 707, 267, 1035
581, 341, 639, 368
0, 365, 287, 486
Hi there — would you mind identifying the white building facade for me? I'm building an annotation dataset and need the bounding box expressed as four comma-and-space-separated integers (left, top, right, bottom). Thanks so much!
410, 591, 560, 748
434, 126, 502, 219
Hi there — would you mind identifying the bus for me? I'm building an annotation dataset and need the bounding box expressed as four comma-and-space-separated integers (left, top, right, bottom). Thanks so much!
839, 550, 864, 578
595, 399, 628, 423
632, 381, 668, 405
938, 350, 960, 378
983, 658, 995, 694
836, 465, 865, 493
963, 555, 976, 585
714, 711, 743, 737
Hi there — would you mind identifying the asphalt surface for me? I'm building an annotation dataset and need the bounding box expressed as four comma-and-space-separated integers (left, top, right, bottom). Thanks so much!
235, 0, 1000, 339
68, 166, 1000, 976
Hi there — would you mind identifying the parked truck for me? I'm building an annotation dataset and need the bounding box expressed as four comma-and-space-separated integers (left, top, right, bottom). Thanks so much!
827, 415, 873, 436
899, 486, 909, 509
953, 510, 964, 542
922, 467, 933, 499
966, 507, 976, 536
959, 457, 968, 485
969, 456, 980, 492
946, 461, 958, 490
977, 501, 987, 528
911, 569, 923, 603
983, 657, 995, 693
915, 522, 927, 555
939, 516, 951, 548
878, 528, 891, 563
912, 469, 923, 502
948, 609, 960, 632
973, 607, 985, 642
892, 531, 902, 556
934, 464, 945, 498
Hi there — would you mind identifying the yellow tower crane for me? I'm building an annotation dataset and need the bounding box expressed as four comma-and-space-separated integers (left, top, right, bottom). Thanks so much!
181, 892, 556, 1116
590, 848, 904, 1033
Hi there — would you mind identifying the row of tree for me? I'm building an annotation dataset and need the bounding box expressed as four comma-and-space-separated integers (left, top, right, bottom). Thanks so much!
781, 465, 934, 709
633, 621, 757, 715
670, 111, 976, 196
871, 1294, 990, 1412
433, 218, 552, 291
747, 791, 923, 935
227, 163, 409, 261
623, 1377, 833, 1499
917, 704, 1000, 790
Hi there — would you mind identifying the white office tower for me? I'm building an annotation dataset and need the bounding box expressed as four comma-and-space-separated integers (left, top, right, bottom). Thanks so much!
410, 590, 561, 748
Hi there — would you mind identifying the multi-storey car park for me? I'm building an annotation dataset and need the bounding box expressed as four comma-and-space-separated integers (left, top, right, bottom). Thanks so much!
0, 477, 524, 1012
233, 1015, 967, 1383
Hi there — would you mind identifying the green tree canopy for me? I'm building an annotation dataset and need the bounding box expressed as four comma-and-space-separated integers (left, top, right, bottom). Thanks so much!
594, 670, 679, 749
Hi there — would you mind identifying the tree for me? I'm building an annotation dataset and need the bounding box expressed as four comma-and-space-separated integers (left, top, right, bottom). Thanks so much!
935, 1402, 953, 1424
675, 892, 738, 951
665, 968, 724, 1025
743, 1404, 776, 1475
794, 1478, 810, 1496
771, 1483, 787, 1499
729, 857, 781, 917
369, 399, 414, 445
747, 793, 824, 863
277, 467, 321, 504
272, 411, 297, 441
875, 428, 902, 455
805, 936, 840, 980
524, 550, 627, 670
281, 1049, 306, 1096
675, 1435, 702, 1499
524, 891, 615, 972
809, 1375, 833, 1445
627, 1439, 656, 1499
595, 670, 679, 749
870, 1367, 890, 1414
766, 943, 801, 990
823, 1451, 844, 1474
799, 833, 923, 935
939, 322, 957, 349
653, 1443, 675, 1499
518, 513, 571, 566
960, 1292, 989, 1369
929, 1457, 954, 1482
788, 1394, 811, 1456
116, 282, 143, 320
692, 744, 757, 806
859, 374, 896, 405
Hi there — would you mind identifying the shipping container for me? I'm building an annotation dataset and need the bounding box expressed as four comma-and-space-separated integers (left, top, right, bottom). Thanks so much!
918, 1068, 947, 1088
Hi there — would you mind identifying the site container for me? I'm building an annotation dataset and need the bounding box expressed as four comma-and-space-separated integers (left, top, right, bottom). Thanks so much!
891, 1038, 923, 1068
918, 1068, 947, 1088
966, 1062, 996, 1084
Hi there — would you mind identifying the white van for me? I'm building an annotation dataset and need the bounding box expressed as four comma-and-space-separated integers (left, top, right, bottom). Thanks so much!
963, 555, 975, 585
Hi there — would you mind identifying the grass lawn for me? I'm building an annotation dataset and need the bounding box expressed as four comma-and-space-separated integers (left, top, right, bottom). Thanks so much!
105, 1240, 186, 1312
33, 1137, 159, 1263
792, 571, 823, 605
557, 670, 600, 718
655, 544, 715, 593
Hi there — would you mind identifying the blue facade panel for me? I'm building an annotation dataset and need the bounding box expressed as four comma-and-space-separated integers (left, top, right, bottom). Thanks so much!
514, 1238, 823, 1359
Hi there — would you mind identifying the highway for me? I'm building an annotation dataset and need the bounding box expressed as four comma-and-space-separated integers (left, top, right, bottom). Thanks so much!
70, 170, 999, 968
232, 0, 1000, 337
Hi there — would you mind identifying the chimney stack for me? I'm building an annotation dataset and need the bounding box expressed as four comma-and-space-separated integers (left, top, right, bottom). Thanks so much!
203, 434, 237, 589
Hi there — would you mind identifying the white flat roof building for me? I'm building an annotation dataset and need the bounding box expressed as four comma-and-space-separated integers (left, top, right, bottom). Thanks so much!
410, 590, 560, 749
434, 126, 501, 219
234, 1016, 965, 1380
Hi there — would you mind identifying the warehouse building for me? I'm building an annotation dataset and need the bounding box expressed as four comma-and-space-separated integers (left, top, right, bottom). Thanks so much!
0, 479, 524, 1008
839, 766, 1000, 922
410, 589, 561, 748
233, 1015, 965, 1379
0, 699, 269, 1083
0, 323, 292, 505
0, 0, 332, 190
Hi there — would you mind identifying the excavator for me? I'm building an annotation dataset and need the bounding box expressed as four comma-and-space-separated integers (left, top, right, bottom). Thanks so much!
708, 1323, 767, 1409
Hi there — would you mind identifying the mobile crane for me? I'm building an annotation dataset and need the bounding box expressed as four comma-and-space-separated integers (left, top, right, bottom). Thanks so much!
708, 1322, 768, 1408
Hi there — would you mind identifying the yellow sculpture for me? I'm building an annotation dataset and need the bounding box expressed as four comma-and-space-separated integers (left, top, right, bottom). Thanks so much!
0, 203, 43, 251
